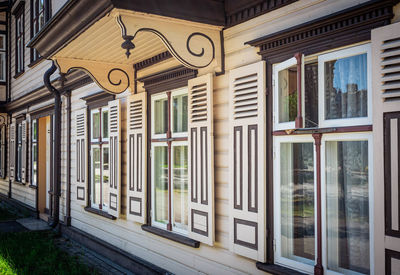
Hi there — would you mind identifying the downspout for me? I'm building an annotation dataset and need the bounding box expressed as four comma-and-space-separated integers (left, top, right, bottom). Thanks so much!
44, 61, 61, 228
64, 90, 71, 226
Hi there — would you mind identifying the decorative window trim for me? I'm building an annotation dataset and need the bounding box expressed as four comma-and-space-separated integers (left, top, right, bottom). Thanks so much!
82, 91, 115, 109
138, 66, 197, 94
245, 0, 395, 63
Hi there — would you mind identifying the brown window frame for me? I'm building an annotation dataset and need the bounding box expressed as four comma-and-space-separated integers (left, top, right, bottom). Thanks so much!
29, 0, 50, 66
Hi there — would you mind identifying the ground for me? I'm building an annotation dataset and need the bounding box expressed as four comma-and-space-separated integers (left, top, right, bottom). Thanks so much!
0, 200, 97, 275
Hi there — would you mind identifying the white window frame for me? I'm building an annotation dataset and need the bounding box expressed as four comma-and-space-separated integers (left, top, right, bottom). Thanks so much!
273, 134, 317, 274
150, 88, 189, 235
151, 142, 169, 230
89, 106, 109, 210
170, 140, 188, 235
273, 57, 298, 131
318, 44, 372, 128
31, 119, 38, 186
171, 87, 189, 139
321, 132, 374, 275
151, 93, 168, 140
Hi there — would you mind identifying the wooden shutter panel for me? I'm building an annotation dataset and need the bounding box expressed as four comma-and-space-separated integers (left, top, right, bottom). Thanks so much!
9, 123, 15, 181
1, 124, 6, 179
228, 61, 266, 261
21, 120, 27, 183
126, 92, 147, 223
372, 22, 400, 274
75, 109, 87, 205
188, 73, 215, 245
108, 99, 121, 218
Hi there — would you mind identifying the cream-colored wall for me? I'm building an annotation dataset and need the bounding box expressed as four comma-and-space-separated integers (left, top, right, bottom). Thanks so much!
58, 1, 380, 274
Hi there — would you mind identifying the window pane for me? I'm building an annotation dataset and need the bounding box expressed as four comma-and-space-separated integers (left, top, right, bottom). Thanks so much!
102, 147, 109, 208
278, 65, 297, 123
305, 62, 318, 128
154, 146, 168, 224
326, 140, 369, 274
281, 142, 315, 264
154, 98, 168, 135
92, 147, 101, 207
32, 120, 38, 141
324, 54, 368, 120
102, 110, 108, 139
173, 145, 188, 230
92, 111, 100, 140
173, 94, 188, 133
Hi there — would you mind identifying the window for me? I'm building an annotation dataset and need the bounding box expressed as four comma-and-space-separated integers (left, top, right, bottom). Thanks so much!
31, 119, 38, 186
31, 0, 49, 63
15, 121, 22, 182
150, 88, 188, 235
15, 7, 24, 75
0, 34, 6, 82
273, 44, 371, 131
89, 106, 109, 210
273, 44, 373, 274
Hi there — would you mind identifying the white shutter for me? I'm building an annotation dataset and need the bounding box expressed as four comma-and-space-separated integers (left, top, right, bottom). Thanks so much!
126, 92, 147, 223
187, 73, 214, 245
9, 123, 15, 181
1, 124, 6, 179
372, 21, 400, 274
108, 99, 121, 218
21, 120, 27, 183
228, 61, 266, 261
75, 109, 87, 205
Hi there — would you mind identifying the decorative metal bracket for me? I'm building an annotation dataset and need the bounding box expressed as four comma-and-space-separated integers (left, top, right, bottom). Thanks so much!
54, 58, 134, 94
114, 11, 223, 72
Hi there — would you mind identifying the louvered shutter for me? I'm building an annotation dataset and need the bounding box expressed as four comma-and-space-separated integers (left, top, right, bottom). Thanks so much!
126, 93, 147, 223
108, 99, 121, 218
372, 21, 400, 274
187, 73, 214, 245
1, 124, 6, 179
21, 120, 27, 183
75, 109, 87, 205
228, 61, 266, 261
9, 123, 15, 181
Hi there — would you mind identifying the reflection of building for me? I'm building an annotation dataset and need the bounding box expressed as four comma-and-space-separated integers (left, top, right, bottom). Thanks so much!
0, 0, 399, 274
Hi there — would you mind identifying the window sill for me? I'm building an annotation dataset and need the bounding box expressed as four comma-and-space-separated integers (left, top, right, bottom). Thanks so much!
28, 57, 44, 68
13, 71, 25, 79
28, 184, 37, 189
256, 262, 307, 275
141, 225, 200, 248
84, 207, 116, 220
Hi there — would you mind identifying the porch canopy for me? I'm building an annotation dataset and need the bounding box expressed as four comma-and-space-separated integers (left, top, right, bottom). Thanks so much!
27, 0, 225, 94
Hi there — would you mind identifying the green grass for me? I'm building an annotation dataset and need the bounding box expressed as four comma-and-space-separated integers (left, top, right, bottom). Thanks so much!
0, 231, 97, 275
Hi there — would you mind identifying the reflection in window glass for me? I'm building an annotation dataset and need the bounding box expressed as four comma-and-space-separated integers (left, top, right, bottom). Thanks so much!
280, 142, 315, 264
305, 62, 318, 128
324, 54, 367, 120
92, 111, 100, 140
102, 110, 108, 139
92, 147, 101, 206
154, 99, 168, 135
278, 65, 297, 123
173, 95, 188, 133
173, 145, 188, 230
154, 146, 168, 224
326, 140, 369, 274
